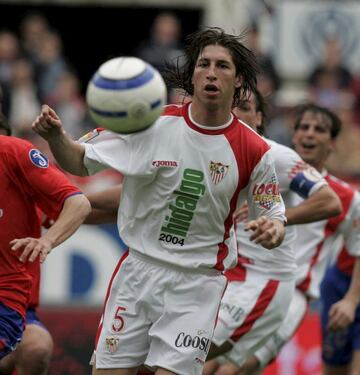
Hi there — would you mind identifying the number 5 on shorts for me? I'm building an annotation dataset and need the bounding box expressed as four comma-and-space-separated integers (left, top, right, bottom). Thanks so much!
112, 306, 126, 333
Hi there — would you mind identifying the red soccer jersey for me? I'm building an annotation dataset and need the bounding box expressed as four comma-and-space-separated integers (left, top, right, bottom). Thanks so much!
0, 136, 82, 317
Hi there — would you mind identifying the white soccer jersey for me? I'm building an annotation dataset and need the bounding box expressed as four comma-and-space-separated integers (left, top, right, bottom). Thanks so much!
228, 139, 327, 280
81, 103, 285, 271
296, 174, 360, 299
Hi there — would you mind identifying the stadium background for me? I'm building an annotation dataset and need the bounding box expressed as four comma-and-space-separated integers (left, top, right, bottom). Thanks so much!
1, 0, 360, 374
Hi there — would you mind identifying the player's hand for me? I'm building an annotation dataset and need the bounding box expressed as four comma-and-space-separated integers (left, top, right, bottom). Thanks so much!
32, 104, 64, 140
9, 237, 53, 263
233, 202, 249, 223
213, 361, 238, 375
244, 216, 284, 250
233, 355, 261, 375
327, 298, 357, 330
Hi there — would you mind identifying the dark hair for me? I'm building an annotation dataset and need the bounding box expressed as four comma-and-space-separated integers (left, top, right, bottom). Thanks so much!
294, 103, 342, 139
252, 87, 267, 135
164, 27, 259, 106
0, 111, 11, 136
234, 87, 267, 135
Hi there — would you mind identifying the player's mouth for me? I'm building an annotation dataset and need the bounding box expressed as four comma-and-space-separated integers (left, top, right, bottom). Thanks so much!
301, 141, 316, 149
204, 84, 220, 96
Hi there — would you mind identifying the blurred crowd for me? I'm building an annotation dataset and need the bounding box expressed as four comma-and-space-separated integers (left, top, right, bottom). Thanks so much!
1, 9, 360, 189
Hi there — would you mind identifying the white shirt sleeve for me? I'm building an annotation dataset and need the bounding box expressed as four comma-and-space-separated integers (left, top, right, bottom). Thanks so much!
247, 149, 286, 223
342, 192, 360, 257
271, 142, 327, 198
80, 128, 156, 177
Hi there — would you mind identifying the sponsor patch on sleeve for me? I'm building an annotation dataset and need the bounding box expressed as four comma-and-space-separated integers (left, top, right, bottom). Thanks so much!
252, 174, 281, 210
29, 149, 49, 168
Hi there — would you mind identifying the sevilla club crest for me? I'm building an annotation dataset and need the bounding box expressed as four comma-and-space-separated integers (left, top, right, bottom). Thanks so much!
209, 161, 229, 185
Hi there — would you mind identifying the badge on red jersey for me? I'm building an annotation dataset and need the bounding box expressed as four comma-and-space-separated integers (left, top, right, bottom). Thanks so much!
29, 149, 49, 168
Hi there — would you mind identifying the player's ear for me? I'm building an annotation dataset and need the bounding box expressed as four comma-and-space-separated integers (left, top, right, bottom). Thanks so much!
328, 139, 336, 154
235, 74, 243, 88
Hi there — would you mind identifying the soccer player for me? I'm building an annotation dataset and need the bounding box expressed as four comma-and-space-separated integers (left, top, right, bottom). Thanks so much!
0, 111, 91, 374
202, 93, 342, 375
220, 104, 360, 375
32, 27, 287, 375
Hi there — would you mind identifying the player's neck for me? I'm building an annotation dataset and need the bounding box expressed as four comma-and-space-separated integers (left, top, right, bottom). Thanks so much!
190, 100, 232, 127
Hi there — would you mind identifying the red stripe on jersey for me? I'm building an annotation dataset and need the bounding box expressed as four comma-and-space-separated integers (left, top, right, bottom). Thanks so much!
214, 122, 270, 271
297, 174, 355, 293
162, 104, 183, 117
337, 246, 355, 276
230, 279, 279, 342
297, 239, 326, 293
225, 255, 254, 281
182, 102, 240, 135
326, 176, 357, 276
94, 250, 129, 349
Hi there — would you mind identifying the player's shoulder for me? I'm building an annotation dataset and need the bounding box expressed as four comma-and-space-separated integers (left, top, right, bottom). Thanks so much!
161, 104, 184, 118
0, 135, 36, 154
266, 139, 299, 158
325, 173, 355, 194
0, 136, 51, 170
266, 138, 303, 167
326, 174, 355, 198
235, 119, 269, 150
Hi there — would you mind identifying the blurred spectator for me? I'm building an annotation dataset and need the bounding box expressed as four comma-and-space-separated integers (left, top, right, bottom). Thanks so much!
8, 58, 41, 135
245, 24, 281, 96
326, 94, 360, 178
265, 105, 297, 148
0, 30, 20, 84
308, 37, 353, 108
350, 74, 360, 125
0, 30, 21, 116
19, 12, 50, 64
33, 30, 69, 101
135, 12, 184, 77
46, 71, 86, 138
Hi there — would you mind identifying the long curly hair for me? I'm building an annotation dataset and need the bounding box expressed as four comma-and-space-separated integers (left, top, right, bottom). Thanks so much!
164, 27, 259, 107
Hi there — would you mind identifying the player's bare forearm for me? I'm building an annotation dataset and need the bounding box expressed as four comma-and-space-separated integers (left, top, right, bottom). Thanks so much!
343, 257, 360, 305
328, 258, 360, 330
286, 185, 342, 225
245, 217, 285, 249
10, 194, 91, 263
32, 104, 88, 176
49, 135, 88, 176
87, 185, 122, 211
84, 185, 122, 224
42, 194, 91, 250
84, 208, 118, 224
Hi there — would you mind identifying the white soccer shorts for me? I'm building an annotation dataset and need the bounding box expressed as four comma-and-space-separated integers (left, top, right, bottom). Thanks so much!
251, 288, 309, 368
92, 250, 227, 375
212, 268, 295, 367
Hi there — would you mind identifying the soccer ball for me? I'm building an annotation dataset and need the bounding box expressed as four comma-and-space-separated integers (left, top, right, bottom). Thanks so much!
86, 57, 167, 133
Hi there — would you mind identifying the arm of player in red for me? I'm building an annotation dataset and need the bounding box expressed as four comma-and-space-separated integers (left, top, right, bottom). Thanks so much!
10, 194, 91, 263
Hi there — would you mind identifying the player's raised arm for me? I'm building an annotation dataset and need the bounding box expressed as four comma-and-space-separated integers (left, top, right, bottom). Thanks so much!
32, 105, 88, 176
286, 184, 341, 225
